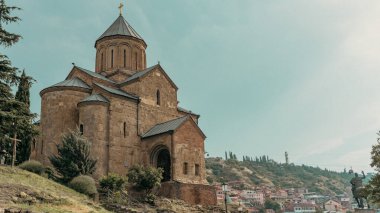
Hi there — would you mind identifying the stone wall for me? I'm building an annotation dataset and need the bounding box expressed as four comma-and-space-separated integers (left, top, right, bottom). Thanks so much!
173, 120, 207, 184
37, 88, 90, 164
95, 37, 146, 75
158, 182, 217, 206
78, 101, 109, 178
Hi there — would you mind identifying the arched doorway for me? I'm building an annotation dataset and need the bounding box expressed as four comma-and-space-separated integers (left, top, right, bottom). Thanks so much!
151, 146, 171, 182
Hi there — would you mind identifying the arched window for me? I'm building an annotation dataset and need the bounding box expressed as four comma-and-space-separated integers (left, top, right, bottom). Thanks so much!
123, 49, 126, 67
135, 52, 138, 69
183, 162, 188, 175
123, 122, 127, 138
80, 124, 84, 135
101, 53, 104, 70
111, 49, 114, 68
195, 164, 200, 176
156, 90, 161, 106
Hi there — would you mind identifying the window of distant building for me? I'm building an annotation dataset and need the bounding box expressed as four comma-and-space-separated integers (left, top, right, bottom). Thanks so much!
183, 162, 188, 175
135, 52, 138, 69
80, 124, 84, 135
101, 53, 104, 70
195, 164, 200, 176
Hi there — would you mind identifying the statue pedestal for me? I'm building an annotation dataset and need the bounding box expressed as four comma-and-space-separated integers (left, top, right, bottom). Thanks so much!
355, 209, 375, 213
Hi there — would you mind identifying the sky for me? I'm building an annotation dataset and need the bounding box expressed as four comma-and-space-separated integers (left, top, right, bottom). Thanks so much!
4, 0, 380, 172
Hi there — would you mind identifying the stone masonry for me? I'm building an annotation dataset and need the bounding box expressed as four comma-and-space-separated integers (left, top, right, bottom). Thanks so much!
31, 14, 216, 205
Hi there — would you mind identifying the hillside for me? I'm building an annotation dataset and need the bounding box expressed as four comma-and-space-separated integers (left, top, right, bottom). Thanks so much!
206, 157, 354, 195
0, 166, 109, 213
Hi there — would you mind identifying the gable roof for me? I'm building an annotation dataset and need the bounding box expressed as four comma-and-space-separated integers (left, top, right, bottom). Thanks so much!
79, 93, 109, 104
69, 66, 115, 83
50, 77, 91, 89
119, 64, 178, 90
96, 15, 145, 46
141, 116, 205, 139
94, 83, 139, 100
142, 116, 188, 138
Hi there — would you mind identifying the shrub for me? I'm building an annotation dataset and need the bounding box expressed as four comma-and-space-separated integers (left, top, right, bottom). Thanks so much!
127, 165, 163, 203
18, 160, 45, 175
99, 173, 127, 192
68, 175, 97, 197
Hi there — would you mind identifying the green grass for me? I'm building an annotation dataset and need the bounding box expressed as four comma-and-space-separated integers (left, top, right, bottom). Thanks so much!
0, 166, 109, 213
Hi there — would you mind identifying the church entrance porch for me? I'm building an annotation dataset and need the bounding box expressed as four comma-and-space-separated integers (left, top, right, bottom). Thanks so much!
151, 146, 171, 182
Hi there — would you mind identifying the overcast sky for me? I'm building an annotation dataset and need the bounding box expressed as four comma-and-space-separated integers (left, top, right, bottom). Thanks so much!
5, 0, 380, 172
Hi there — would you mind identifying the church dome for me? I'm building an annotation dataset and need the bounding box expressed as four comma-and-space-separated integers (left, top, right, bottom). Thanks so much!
95, 15, 145, 47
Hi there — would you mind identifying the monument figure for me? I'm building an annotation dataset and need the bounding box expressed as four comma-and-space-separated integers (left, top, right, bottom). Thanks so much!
350, 171, 367, 208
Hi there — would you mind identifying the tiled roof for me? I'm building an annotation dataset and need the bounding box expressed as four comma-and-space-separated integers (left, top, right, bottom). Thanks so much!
142, 116, 188, 138
119, 64, 159, 85
96, 15, 144, 43
50, 77, 91, 89
74, 66, 115, 83
94, 83, 139, 100
79, 93, 109, 104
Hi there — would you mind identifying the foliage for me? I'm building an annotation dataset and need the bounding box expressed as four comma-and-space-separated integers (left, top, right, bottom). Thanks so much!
18, 160, 45, 175
0, 0, 37, 166
0, 0, 22, 47
49, 130, 97, 183
364, 132, 380, 204
99, 173, 127, 193
127, 164, 163, 199
206, 157, 352, 195
68, 175, 97, 197
264, 199, 281, 213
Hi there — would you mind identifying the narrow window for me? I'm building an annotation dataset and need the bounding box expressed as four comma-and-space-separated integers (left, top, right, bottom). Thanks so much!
135, 52, 138, 69
195, 164, 200, 176
156, 90, 161, 106
80, 124, 84, 135
123, 122, 127, 138
111, 49, 114, 68
124, 49, 126, 67
183, 162, 188, 175
41, 140, 44, 154
101, 53, 104, 70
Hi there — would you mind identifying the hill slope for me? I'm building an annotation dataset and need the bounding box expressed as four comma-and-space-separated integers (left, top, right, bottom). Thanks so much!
0, 166, 108, 213
206, 158, 354, 195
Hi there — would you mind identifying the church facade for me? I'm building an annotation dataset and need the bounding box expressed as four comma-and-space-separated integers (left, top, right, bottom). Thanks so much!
32, 14, 216, 205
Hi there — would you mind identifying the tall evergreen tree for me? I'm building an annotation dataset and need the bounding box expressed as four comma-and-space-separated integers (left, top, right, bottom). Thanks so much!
0, 0, 37, 164
49, 130, 97, 183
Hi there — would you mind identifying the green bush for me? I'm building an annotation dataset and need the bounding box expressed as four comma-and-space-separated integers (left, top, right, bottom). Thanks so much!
18, 160, 45, 175
99, 173, 127, 192
68, 175, 97, 197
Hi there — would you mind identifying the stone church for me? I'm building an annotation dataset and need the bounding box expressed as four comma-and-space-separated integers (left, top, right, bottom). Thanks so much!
32, 14, 216, 205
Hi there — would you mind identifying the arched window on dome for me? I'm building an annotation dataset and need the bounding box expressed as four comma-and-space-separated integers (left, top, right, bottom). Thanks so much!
80, 124, 84, 135
156, 90, 161, 106
123, 122, 127, 138
123, 49, 126, 68
111, 49, 114, 68
135, 52, 138, 69
101, 53, 104, 71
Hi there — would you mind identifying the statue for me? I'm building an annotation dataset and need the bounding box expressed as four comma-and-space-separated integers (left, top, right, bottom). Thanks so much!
350, 171, 367, 208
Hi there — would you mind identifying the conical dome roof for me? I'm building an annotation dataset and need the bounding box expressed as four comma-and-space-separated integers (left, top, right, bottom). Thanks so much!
95, 15, 144, 45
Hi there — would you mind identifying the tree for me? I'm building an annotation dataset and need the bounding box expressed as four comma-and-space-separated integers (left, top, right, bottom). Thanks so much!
264, 199, 281, 213
49, 130, 97, 183
0, 0, 21, 47
0, 1, 37, 165
285, 151, 289, 165
127, 164, 163, 203
15, 70, 37, 163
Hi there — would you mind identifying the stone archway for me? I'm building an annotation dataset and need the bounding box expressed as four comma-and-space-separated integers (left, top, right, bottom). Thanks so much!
151, 146, 171, 182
